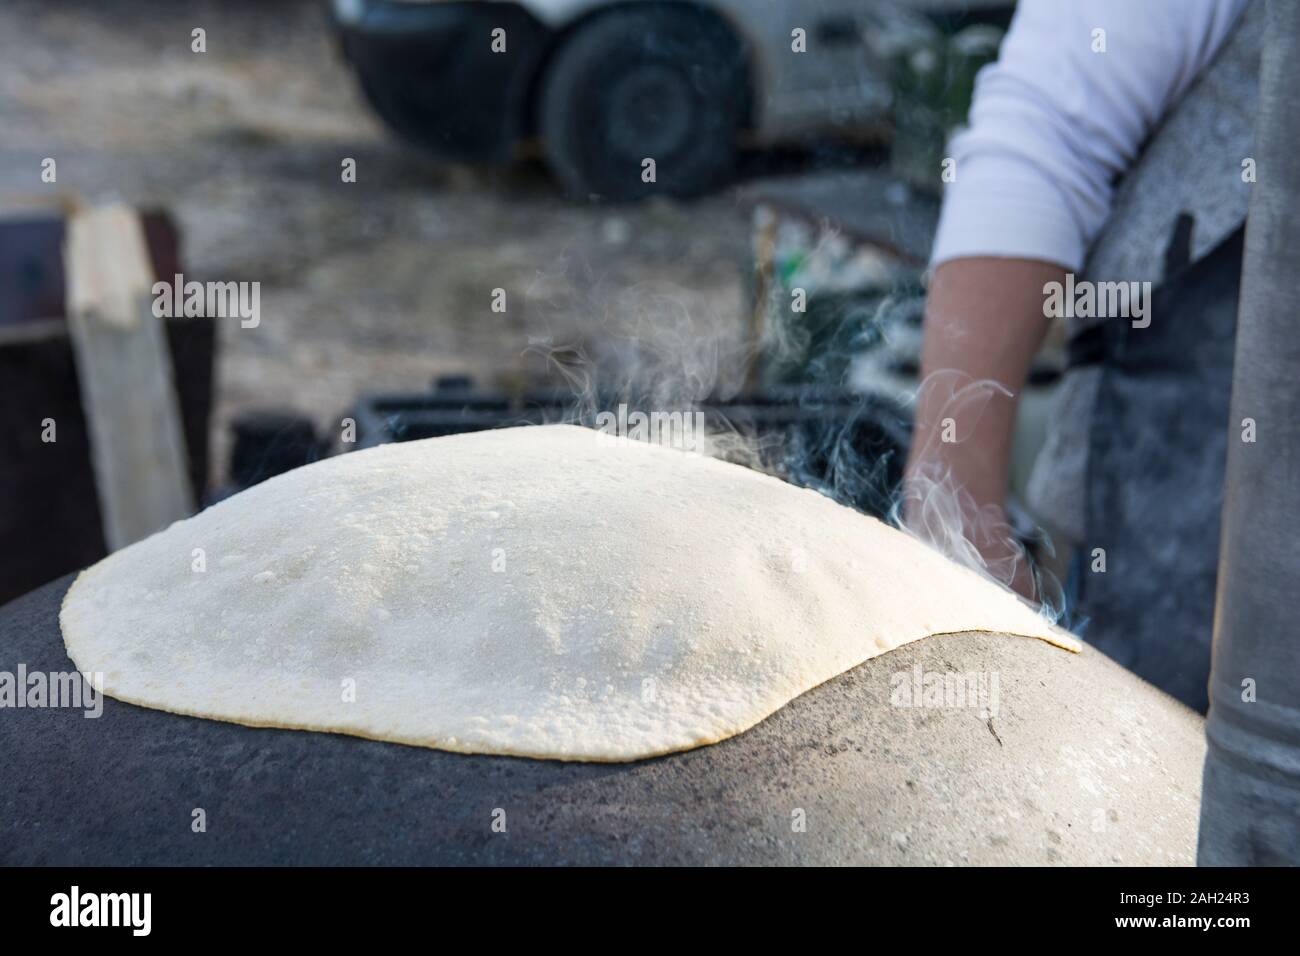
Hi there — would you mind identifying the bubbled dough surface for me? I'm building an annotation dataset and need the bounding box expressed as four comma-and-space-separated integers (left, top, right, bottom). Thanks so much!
61, 425, 1078, 761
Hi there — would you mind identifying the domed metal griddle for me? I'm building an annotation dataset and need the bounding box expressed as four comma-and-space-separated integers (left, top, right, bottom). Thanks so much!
0, 575, 1204, 865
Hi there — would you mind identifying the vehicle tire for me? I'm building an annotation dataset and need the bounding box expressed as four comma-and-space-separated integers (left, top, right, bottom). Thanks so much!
538, 7, 747, 201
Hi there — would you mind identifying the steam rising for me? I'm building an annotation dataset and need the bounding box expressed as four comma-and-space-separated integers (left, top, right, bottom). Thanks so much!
521, 251, 1062, 626
894, 371, 1063, 623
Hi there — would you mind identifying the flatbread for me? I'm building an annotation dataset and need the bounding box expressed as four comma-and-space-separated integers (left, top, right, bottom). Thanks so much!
61, 424, 1078, 761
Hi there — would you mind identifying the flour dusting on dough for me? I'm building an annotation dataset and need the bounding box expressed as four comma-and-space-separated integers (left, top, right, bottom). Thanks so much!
61, 425, 1077, 761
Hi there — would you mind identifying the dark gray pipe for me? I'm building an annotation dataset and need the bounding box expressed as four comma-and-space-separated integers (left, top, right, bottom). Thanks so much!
1198, 0, 1300, 866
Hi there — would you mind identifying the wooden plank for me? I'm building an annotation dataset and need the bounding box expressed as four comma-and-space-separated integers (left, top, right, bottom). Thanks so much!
64, 204, 194, 550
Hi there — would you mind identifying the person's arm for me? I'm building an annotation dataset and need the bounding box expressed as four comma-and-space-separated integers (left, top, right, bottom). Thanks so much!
903, 0, 1249, 596
903, 257, 1063, 598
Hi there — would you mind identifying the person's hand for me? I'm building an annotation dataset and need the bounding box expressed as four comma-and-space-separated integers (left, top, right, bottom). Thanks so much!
900, 465, 1038, 601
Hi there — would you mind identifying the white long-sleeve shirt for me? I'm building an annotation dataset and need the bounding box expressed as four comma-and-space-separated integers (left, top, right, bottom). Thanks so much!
931, 0, 1251, 271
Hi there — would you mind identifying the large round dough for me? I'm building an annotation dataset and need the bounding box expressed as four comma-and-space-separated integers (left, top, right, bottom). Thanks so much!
61, 424, 1077, 761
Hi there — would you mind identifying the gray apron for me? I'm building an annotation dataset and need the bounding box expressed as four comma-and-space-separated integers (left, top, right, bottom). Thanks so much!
1028, 2, 1262, 712
1074, 226, 1243, 713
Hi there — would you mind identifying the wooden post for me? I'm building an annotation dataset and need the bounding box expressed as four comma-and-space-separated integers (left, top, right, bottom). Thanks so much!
64, 204, 195, 550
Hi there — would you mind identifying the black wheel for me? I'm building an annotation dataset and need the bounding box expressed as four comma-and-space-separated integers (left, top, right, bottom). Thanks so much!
538, 7, 747, 201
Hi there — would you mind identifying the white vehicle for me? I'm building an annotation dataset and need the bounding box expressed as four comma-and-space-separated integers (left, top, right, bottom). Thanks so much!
331, 0, 1008, 199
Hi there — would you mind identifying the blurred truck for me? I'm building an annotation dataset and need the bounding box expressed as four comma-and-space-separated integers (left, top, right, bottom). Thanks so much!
329, 0, 1011, 199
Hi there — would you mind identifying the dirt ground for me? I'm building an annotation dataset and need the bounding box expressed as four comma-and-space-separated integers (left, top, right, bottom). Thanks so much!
1, 0, 772, 485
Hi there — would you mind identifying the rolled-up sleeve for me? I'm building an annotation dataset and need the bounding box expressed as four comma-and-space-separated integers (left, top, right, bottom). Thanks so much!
930, 0, 1250, 271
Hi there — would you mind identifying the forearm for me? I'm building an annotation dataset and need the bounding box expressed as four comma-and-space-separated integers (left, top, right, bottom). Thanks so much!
903, 257, 1063, 585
